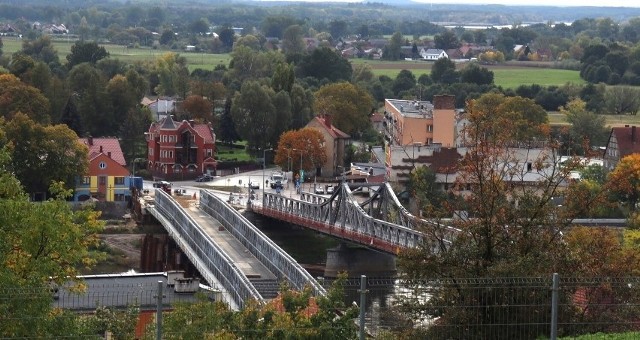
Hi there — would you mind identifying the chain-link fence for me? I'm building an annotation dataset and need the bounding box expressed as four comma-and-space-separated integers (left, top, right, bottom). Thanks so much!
2, 275, 640, 339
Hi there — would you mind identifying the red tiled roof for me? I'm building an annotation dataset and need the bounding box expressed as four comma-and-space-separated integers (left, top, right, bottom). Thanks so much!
610, 126, 640, 158
193, 124, 215, 143
149, 117, 215, 144
79, 137, 126, 166
370, 112, 384, 123
312, 116, 350, 139
415, 147, 461, 174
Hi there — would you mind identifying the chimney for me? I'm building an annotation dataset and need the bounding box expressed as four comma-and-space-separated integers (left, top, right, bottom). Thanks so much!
433, 95, 455, 110
108, 152, 111, 158
324, 114, 332, 128
88, 136, 93, 146
633, 126, 636, 143
99, 145, 103, 153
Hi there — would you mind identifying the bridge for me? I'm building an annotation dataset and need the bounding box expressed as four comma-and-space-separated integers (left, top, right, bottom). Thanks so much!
251, 182, 459, 255
147, 188, 325, 310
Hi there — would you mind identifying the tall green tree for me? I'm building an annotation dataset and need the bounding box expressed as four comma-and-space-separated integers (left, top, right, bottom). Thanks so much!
289, 83, 314, 129
430, 57, 458, 84
66, 41, 109, 69
21, 36, 59, 65
0, 73, 51, 124
314, 82, 373, 137
281, 24, 305, 56
67, 63, 111, 136
299, 47, 352, 82
218, 96, 240, 144
231, 81, 276, 151
561, 99, 609, 154
383, 31, 404, 61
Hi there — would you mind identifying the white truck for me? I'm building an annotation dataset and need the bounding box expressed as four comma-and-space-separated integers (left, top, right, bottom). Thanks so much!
269, 171, 287, 189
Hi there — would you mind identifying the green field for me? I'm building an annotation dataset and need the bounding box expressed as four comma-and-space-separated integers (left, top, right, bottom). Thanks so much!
1, 38, 231, 71
549, 112, 640, 127
3, 38, 582, 88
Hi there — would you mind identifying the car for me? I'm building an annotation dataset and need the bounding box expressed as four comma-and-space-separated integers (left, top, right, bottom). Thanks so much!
314, 186, 325, 194
195, 175, 213, 182
325, 185, 334, 194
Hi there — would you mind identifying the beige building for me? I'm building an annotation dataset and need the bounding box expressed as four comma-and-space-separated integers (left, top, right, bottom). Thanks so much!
305, 114, 350, 177
383, 95, 457, 147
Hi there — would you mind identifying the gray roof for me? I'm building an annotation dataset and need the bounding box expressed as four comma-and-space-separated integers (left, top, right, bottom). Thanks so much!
53, 272, 219, 311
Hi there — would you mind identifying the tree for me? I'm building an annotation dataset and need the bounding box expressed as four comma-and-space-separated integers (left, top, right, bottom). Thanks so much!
159, 29, 175, 46
21, 36, 59, 65
406, 165, 446, 215
608, 154, 640, 213
270, 91, 293, 147
434, 30, 460, 50
472, 93, 548, 142
430, 57, 457, 84
383, 32, 403, 61
392, 69, 417, 97
397, 95, 598, 338
314, 82, 373, 137
155, 52, 190, 97
66, 63, 111, 136
289, 83, 314, 130
299, 47, 352, 82
281, 24, 305, 56
231, 81, 276, 151
0, 73, 51, 124
231, 46, 285, 82
275, 128, 327, 174
119, 107, 152, 165
561, 99, 608, 154
459, 62, 494, 85
217, 96, 240, 145
604, 86, 640, 115
271, 62, 295, 93
183, 95, 213, 122
66, 41, 109, 69
3, 112, 88, 196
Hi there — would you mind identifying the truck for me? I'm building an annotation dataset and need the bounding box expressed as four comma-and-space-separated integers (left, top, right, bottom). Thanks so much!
269, 171, 287, 189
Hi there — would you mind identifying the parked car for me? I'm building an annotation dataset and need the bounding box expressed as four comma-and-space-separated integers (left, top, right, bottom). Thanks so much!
325, 185, 334, 194
314, 186, 325, 194
195, 175, 213, 182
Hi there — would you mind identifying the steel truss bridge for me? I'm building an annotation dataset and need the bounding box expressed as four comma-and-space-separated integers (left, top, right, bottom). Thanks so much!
252, 182, 459, 255
147, 189, 325, 310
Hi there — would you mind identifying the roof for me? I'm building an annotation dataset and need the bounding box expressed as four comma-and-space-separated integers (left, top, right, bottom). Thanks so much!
370, 112, 384, 123
609, 126, 640, 158
149, 116, 215, 144
415, 147, 461, 174
53, 272, 218, 311
311, 116, 350, 139
80, 137, 126, 166
425, 49, 445, 55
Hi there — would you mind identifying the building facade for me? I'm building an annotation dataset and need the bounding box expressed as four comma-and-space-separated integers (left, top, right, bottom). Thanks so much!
603, 125, 640, 170
384, 95, 457, 147
305, 114, 350, 177
74, 137, 132, 202
146, 116, 216, 180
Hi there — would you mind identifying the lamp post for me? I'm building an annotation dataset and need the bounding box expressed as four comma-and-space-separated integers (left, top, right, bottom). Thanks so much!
262, 148, 273, 204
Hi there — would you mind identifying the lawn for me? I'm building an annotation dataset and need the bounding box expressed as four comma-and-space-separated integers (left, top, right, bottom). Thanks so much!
1, 37, 231, 71
549, 113, 640, 127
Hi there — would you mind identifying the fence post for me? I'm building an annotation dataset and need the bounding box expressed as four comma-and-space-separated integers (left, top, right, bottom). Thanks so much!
359, 275, 368, 340
550, 273, 559, 340
157, 281, 163, 340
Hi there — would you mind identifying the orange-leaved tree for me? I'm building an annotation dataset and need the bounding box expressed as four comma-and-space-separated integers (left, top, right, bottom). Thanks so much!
274, 128, 327, 175
608, 153, 640, 213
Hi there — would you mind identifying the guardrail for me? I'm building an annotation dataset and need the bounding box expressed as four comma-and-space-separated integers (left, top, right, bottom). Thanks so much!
151, 189, 262, 310
199, 189, 326, 297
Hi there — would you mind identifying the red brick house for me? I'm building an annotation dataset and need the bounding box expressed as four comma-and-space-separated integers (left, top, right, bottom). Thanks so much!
146, 116, 216, 180
603, 125, 640, 171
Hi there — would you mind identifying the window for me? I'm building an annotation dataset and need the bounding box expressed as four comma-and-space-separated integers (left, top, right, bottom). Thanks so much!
98, 161, 107, 169
99, 176, 106, 185
114, 177, 125, 185
206, 149, 212, 157
149, 148, 153, 156
427, 124, 433, 132
82, 176, 90, 185
169, 151, 173, 158
527, 162, 532, 172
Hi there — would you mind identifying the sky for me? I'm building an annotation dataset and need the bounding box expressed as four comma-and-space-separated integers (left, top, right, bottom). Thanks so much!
258, 0, 639, 7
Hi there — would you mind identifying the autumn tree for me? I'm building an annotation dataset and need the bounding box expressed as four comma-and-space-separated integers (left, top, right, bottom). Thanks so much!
274, 128, 327, 174
0, 73, 51, 124
182, 95, 213, 122
397, 93, 601, 338
314, 82, 373, 137
2, 112, 88, 197
608, 153, 640, 213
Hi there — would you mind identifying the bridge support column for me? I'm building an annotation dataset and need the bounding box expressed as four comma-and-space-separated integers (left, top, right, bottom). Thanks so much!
324, 243, 396, 278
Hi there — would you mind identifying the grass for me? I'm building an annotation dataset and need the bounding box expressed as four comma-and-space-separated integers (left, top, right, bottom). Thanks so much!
1, 37, 232, 71
559, 332, 640, 339
216, 141, 253, 162
549, 113, 640, 127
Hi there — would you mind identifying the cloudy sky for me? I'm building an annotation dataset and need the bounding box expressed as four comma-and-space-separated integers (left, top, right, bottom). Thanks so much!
259, 0, 638, 7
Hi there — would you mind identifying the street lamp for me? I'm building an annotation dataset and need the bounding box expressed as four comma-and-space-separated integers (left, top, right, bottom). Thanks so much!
262, 148, 273, 204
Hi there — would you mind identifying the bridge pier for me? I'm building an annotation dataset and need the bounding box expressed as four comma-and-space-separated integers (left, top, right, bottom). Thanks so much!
324, 243, 396, 278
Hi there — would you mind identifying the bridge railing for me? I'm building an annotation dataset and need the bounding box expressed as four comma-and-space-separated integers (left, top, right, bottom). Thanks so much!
199, 189, 326, 297
152, 189, 262, 309
261, 189, 425, 253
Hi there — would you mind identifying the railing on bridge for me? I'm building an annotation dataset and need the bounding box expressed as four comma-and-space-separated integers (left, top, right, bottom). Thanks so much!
254, 183, 426, 254
199, 189, 326, 297
150, 189, 262, 310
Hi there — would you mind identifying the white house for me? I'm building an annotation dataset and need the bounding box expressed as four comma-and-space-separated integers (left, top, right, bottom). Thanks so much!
421, 48, 448, 60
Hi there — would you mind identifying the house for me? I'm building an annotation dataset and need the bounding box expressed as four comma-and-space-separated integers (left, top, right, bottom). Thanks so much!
74, 137, 131, 202
142, 96, 183, 121
146, 116, 216, 181
421, 48, 448, 60
370, 111, 385, 134
603, 125, 640, 170
384, 95, 457, 147
305, 114, 350, 177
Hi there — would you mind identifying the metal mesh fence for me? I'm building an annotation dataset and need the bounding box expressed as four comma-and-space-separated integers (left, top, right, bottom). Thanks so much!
2, 276, 640, 339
